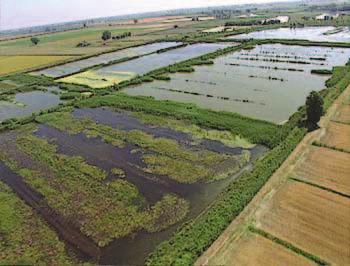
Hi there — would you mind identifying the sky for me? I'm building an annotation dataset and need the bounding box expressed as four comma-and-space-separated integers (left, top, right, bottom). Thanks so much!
1, 0, 292, 30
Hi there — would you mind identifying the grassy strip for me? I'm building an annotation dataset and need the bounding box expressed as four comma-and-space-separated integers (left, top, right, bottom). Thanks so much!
146, 127, 306, 265
321, 66, 350, 110
249, 226, 329, 266
253, 39, 350, 48
331, 119, 350, 125
78, 92, 283, 148
312, 140, 350, 154
0, 181, 77, 265
289, 177, 350, 199
311, 69, 333, 75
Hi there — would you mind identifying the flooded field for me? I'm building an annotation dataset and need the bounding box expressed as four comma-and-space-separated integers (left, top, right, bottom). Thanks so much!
226, 26, 350, 42
58, 43, 230, 88
33, 42, 182, 78
0, 106, 267, 264
124, 44, 350, 123
0, 90, 61, 122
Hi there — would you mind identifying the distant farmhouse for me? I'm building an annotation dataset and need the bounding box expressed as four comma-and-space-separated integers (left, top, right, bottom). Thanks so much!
261, 16, 289, 24
315, 13, 339, 20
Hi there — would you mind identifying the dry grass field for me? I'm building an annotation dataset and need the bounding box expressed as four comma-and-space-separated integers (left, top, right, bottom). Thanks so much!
319, 121, 350, 151
256, 181, 350, 266
293, 145, 350, 195
0, 55, 73, 76
204, 232, 315, 266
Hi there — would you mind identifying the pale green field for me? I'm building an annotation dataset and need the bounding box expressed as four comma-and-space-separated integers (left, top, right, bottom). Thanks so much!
58, 70, 136, 88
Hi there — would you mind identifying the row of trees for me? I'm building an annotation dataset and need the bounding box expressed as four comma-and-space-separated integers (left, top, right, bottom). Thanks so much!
101, 30, 131, 41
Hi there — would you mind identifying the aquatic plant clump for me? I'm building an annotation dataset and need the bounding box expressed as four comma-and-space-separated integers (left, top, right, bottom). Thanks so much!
0, 181, 77, 265
0, 127, 190, 247
36, 111, 250, 183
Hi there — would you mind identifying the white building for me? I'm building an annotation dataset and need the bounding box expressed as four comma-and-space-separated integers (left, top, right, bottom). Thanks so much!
315, 13, 339, 20
262, 15, 289, 24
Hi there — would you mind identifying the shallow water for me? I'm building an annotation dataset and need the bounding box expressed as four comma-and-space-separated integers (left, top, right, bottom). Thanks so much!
33, 42, 182, 78
73, 107, 247, 155
226, 26, 350, 42
96, 43, 230, 76
0, 91, 61, 122
124, 44, 350, 123
34, 122, 267, 265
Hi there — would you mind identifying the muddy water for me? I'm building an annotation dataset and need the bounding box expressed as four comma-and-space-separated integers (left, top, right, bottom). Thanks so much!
34, 120, 267, 265
73, 107, 247, 155
124, 44, 350, 123
0, 91, 61, 122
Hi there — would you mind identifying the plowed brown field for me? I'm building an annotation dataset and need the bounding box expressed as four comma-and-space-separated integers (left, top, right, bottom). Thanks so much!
293, 145, 350, 195
320, 121, 350, 151
256, 181, 350, 266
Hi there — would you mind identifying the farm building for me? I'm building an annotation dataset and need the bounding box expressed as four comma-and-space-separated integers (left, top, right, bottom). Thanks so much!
262, 16, 289, 24
315, 13, 339, 20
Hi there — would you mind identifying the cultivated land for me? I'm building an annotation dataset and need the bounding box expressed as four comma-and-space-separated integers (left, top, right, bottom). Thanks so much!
1, 3, 350, 264
211, 232, 315, 266
197, 84, 350, 266
0, 55, 73, 76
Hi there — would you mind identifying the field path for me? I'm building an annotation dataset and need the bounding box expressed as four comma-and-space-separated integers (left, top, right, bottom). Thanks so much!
196, 85, 350, 266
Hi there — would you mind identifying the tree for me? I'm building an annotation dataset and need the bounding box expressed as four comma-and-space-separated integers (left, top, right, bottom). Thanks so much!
134, 19, 138, 24
101, 31, 111, 42
31, 37, 40, 45
306, 91, 323, 129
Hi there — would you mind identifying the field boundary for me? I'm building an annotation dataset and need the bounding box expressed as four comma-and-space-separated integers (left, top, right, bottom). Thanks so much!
289, 177, 350, 199
248, 226, 329, 266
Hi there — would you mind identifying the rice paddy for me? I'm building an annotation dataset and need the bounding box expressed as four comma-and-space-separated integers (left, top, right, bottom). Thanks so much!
33, 42, 182, 78
125, 44, 350, 123
0, 90, 61, 122
58, 43, 230, 88
227, 26, 350, 42
0, 55, 73, 76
